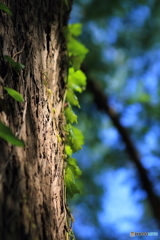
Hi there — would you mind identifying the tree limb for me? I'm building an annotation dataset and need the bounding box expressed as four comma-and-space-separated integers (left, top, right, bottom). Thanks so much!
87, 78, 160, 227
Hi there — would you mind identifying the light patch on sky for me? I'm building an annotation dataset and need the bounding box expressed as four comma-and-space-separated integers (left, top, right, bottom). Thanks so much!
99, 168, 144, 234
98, 127, 119, 147
129, 5, 150, 27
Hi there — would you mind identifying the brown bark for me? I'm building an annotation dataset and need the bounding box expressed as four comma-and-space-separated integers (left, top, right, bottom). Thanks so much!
87, 78, 160, 228
0, 0, 72, 239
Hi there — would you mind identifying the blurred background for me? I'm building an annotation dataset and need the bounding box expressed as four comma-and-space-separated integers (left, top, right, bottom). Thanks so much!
69, 0, 160, 239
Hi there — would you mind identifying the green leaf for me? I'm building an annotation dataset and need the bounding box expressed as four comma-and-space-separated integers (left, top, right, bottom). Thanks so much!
70, 126, 84, 152
67, 37, 89, 64
0, 3, 12, 16
66, 125, 84, 152
0, 122, 24, 147
4, 55, 25, 73
65, 167, 81, 198
68, 23, 82, 37
65, 145, 73, 156
66, 89, 80, 107
68, 68, 87, 93
64, 106, 77, 123
69, 55, 82, 71
4, 87, 24, 102
68, 158, 82, 179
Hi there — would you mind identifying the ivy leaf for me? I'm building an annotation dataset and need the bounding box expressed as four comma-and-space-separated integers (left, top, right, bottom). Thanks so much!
64, 106, 77, 123
65, 145, 73, 156
69, 55, 83, 71
68, 158, 82, 179
68, 68, 87, 93
0, 3, 12, 16
0, 122, 24, 147
68, 23, 82, 37
66, 89, 80, 107
4, 87, 24, 102
4, 55, 25, 73
66, 124, 84, 152
67, 37, 88, 65
70, 126, 84, 152
65, 167, 81, 198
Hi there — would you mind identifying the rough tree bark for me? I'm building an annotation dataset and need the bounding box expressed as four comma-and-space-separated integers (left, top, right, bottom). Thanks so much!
0, 0, 72, 239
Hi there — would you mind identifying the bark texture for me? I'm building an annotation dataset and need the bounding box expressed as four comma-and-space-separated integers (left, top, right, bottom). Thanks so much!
0, 0, 72, 239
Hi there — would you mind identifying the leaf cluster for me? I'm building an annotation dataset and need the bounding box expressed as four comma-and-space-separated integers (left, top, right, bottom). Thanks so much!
64, 23, 88, 198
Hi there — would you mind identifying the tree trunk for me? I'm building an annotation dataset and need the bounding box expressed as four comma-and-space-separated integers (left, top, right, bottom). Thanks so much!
0, 0, 72, 239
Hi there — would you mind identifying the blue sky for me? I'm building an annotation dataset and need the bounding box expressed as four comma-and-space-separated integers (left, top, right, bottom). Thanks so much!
69, 2, 160, 239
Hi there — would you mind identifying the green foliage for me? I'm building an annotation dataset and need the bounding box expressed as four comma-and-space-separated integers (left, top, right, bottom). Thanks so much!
65, 167, 81, 198
0, 122, 24, 147
65, 145, 73, 156
65, 23, 89, 70
4, 55, 25, 73
65, 158, 82, 198
66, 88, 80, 107
64, 106, 78, 124
4, 87, 24, 102
0, 3, 12, 16
65, 124, 84, 152
0, 86, 25, 145
64, 23, 88, 198
68, 68, 86, 93
68, 23, 82, 37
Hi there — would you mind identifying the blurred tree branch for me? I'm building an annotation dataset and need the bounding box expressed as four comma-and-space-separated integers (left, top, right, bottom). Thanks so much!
87, 77, 160, 227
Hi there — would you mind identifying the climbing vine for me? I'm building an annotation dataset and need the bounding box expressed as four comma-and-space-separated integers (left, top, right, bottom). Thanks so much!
63, 23, 88, 198
62, 22, 88, 239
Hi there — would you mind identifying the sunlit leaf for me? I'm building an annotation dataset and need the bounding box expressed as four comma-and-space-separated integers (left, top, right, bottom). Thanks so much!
66, 89, 80, 107
68, 67, 87, 93
66, 124, 84, 152
0, 122, 24, 146
4, 87, 24, 102
68, 23, 82, 37
65, 145, 73, 156
64, 106, 78, 123
67, 37, 89, 64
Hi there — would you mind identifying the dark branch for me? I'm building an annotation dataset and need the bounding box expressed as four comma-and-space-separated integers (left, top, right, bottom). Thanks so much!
87, 78, 160, 227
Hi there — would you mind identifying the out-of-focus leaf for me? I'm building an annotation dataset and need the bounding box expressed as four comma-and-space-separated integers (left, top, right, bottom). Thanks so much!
0, 122, 24, 146
0, 3, 12, 16
4, 55, 25, 73
4, 87, 24, 102
68, 23, 83, 37
65, 145, 73, 156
